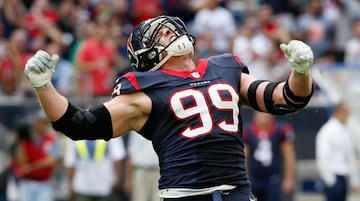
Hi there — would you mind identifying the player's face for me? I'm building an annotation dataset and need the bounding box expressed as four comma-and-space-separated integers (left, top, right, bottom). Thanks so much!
153, 27, 176, 47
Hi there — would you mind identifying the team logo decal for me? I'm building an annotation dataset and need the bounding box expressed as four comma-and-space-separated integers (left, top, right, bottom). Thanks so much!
191, 72, 200, 78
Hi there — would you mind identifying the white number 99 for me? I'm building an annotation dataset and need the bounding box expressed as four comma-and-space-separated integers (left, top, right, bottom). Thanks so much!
169, 83, 239, 138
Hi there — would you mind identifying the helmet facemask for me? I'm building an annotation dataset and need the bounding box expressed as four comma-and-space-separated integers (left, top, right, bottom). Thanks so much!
127, 16, 195, 72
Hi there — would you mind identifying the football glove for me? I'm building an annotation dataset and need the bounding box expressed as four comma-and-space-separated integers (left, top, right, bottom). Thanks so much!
24, 50, 59, 89
280, 40, 314, 76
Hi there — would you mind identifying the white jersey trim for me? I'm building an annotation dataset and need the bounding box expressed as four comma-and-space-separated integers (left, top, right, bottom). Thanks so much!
158, 184, 237, 198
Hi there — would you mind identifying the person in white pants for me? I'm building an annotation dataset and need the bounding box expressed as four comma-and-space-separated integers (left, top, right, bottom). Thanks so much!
125, 131, 160, 201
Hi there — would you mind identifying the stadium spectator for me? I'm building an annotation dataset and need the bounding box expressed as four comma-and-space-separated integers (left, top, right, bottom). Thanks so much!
11, 110, 60, 201
0, 23, 6, 60
225, 0, 259, 26
24, 14, 314, 201
0, 28, 32, 97
294, 0, 336, 59
105, 2, 132, 76
23, 0, 60, 51
231, 15, 258, 65
231, 5, 291, 82
0, 0, 27, 38
258, 0, 294, 15
0, 123, 12, 201
162, 0, 195, 25
334, 0, 360, 51
130, 0, 163, 26
243, 111, 296, 201
125, 131, 159, 201
63, 137, 126, 201
316, 101, 360, 201
192, 0, 237, 58
68, 20, 96, 64
55, 0, 79, 59
45, 41, 74, 96
344, 17, 360, 67
74, 20, 116, 97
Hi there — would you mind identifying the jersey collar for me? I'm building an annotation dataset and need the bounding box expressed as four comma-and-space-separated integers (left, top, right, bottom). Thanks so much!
160, 59, 208, 80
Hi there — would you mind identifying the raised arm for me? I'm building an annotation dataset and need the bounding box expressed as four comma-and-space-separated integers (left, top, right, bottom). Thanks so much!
241, 40, 314, 115
24, 51, 149, 141
24, 51, 68, 121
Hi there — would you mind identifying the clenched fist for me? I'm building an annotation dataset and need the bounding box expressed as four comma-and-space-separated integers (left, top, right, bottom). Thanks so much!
24, 50, 59, 89
280, 40, 314, 76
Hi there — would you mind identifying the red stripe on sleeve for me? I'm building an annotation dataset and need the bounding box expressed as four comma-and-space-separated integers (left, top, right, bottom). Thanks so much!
233, 55, 242, 65
124, 73, 140, 90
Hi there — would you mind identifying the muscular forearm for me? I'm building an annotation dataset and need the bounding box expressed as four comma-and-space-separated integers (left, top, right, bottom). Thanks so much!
25, 49, 110, 141
288, 72, 313, 97
35, 84, 68, 122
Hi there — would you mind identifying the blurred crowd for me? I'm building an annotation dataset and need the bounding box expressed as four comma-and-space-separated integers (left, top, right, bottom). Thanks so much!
1, 0, 360, 100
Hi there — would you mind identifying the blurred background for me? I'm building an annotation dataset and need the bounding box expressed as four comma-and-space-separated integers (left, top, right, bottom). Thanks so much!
0, 0, 360, 201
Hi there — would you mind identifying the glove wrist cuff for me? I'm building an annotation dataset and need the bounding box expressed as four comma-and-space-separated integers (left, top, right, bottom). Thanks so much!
292, 63, 310, 76
293, 69, 309, 76
33, 82, 50, 90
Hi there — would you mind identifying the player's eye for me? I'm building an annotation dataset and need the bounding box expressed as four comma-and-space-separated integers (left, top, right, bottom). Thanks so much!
148, 34, 160, 47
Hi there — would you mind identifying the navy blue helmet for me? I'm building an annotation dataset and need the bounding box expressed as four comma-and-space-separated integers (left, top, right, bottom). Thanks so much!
127, 15, 195, 72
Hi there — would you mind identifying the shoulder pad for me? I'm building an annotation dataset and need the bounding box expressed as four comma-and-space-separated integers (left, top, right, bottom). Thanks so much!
207, 53, 249, 74
111, 71, 173, 98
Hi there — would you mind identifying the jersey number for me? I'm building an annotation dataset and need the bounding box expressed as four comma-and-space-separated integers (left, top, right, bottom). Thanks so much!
170, 84, 239, 138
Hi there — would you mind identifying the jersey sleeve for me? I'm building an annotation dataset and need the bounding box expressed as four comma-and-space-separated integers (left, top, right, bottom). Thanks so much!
111, 72, 141, 98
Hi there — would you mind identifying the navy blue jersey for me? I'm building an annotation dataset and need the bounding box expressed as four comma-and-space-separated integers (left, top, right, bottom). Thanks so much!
243, 121, 294, 179
112, 53, 250, 190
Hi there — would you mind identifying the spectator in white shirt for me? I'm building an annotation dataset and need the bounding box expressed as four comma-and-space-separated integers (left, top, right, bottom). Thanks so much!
316, 101, 360, 201
125, 131, 159, 201
344, 17, 360, 67
63, 137, 126, 201
191, 0, 236, 57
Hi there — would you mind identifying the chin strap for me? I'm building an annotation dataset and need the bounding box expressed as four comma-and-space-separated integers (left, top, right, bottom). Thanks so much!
167, 35, 194, 56
149, 35, 194, 71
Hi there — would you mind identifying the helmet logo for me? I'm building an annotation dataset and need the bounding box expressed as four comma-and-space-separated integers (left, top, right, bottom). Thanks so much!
148, 51, 156, 59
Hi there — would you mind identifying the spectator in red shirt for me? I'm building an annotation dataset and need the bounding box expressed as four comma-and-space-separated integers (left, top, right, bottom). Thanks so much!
75, 20, 116, 97
0, 28, 32, 97
11, 110, 59, 201
23, 0, 62, 51
131, 0, 163, 25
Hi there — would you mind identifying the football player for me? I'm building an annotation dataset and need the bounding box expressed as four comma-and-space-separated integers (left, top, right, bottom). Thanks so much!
24, 15, 313, 201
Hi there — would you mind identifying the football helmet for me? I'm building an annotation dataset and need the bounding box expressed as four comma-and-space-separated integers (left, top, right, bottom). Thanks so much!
127, 15, 196, 72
